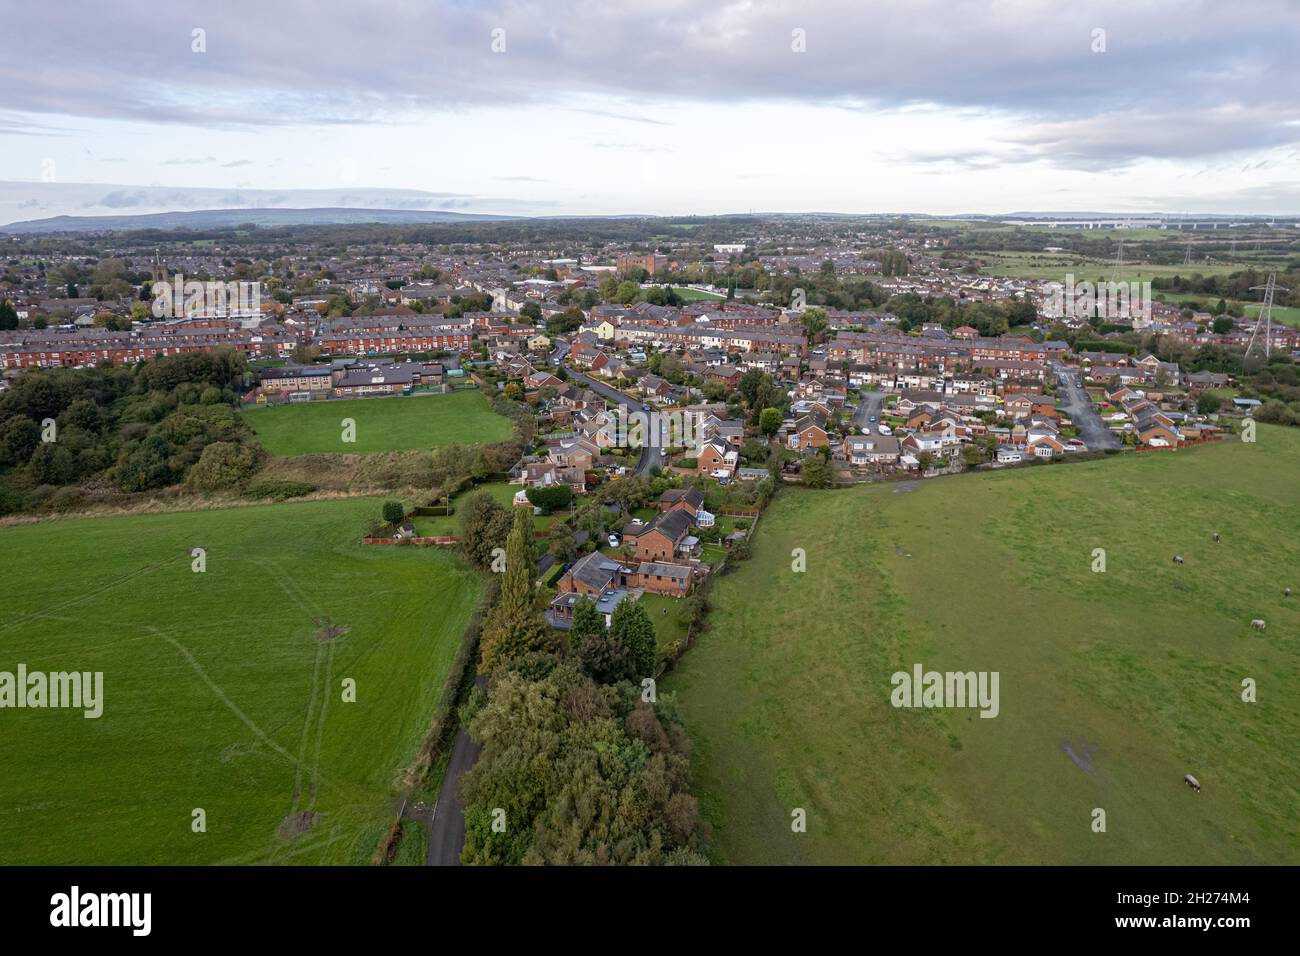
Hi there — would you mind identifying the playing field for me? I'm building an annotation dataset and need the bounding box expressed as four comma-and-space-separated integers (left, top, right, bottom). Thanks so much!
242, 389, 511, 456
666, 428, 1300, 864
0, 498, 482, 865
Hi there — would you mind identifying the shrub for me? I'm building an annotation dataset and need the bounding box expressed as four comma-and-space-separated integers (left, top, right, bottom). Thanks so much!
187, 441, 262, 492
245, 478, 317, 501
382, 500, 406, 525
525, 485, 572, 513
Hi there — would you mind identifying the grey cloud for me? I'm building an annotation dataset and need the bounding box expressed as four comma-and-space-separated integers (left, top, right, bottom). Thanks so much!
1, 1, 1297, 170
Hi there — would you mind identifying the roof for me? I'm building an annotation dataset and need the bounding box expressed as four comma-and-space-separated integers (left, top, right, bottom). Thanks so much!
660, 487, 705, 509
627, 508, 693, 543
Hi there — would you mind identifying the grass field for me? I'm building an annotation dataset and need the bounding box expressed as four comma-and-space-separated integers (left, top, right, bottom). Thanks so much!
668, 287, 727, 301
242, 389, 511, 456
0, 498, 482, 865
1155, 292, 1300, 329
977, 250, 1279, 282
666, 428, 1300, 864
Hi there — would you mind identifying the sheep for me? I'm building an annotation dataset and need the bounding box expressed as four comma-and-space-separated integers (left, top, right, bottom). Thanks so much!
1286, 588, 1293, 598
1184, 774, 1201, 793
1250, 619, 1266, 631
1212, 531, 1220, 543
1173, 555, 1185, 564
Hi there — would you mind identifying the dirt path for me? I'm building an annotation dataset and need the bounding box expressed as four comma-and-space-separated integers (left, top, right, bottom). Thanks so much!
426, 677, 486, 866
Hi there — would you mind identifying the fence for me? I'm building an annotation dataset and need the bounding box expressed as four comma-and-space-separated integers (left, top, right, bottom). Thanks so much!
1133, 435, 1226, 453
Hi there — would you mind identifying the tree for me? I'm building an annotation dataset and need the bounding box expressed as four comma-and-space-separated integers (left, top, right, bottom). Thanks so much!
1196, 392, 1223, 415
187, 442, 262, 492
459, 664, 706, 865
479, 508, 554, 669
382, 500, 406, 525
577, 627, 636, 684
525, 485, 573, 513
1212, 316, 1233, 335
759, 407, 782, 437
801, 455, 830, 488
547, 522, 577, 563
459, 490, 514, 570
0, 415, 39, 466
800, 307, 828, 347
609, 600, 657, 677
569, 596, 604, 646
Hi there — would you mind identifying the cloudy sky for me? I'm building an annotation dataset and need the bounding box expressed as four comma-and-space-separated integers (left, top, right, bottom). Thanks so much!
2, 0, 1299, 223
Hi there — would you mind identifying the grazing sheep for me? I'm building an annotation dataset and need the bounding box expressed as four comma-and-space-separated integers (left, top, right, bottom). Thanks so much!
1286, 588, 1293, 598
1212, 531, 1220, 543
1184, 774, 1201, 793
1250, 619, 1267, 631
1173, 555, 1185, 564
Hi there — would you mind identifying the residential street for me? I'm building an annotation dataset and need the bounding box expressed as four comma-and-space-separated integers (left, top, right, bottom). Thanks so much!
555, 345, 665, 475
852, 388, 886, 432
1054, 365, 1121, 450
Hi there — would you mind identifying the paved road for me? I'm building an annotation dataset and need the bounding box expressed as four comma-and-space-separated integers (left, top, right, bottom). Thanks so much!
852, 389, 887, 433
556, 349, 664, 476
1055, 365, 1121, 450
427, 677, 486, 866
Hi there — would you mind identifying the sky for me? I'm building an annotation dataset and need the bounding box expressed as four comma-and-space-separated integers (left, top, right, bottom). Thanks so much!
2, 0, 1300, 223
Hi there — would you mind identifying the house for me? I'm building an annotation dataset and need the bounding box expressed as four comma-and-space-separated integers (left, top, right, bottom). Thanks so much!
623, 508, 694, 562
787, 411, 829, 451
696, 440, 738, 478
626, 561, 694, 597
840, 434, 900, 467
548, 551, 694, 630
658, 487, 705, 518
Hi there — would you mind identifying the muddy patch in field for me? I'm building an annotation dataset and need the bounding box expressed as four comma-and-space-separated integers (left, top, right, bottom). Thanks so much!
277, 810, 318, 840
1061, 741, 1099, 776
313, 616, 349, 642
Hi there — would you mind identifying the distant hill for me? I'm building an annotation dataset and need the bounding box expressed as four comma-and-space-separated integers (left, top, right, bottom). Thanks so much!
0, 206, 524, 234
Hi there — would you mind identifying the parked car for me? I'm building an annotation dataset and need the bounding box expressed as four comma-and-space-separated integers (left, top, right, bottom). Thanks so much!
607, 532, 621, 547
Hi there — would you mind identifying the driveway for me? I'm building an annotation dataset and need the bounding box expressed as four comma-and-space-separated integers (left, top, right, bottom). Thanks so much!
1055, 366, 1121, 450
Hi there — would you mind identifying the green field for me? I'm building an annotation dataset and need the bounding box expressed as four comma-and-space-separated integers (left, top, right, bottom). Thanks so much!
668, 287, 727, 301
666, 429, 1300, 864
242, 390, 511, 456
0, 498, 482, 864
1155, 292, 1300, 329
978, 250, 1277, 283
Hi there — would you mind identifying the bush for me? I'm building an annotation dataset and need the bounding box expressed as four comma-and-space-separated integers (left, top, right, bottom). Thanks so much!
382, 500, 406, 525
245, 478, 317, 501
187, 441, 262, 492
525, 485, 572, 513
